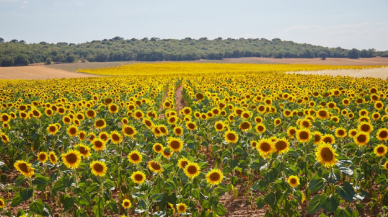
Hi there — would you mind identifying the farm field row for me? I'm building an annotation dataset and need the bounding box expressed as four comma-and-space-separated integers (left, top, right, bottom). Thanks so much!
0, 63, 387, 216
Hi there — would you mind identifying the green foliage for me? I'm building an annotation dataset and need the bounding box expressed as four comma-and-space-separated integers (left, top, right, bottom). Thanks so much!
0, 37, 379, 67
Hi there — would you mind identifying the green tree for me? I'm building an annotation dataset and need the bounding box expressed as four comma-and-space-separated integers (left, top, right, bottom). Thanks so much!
348, 48, 360, 59
1, 56, 14, 66
14, 54, 30, 66
319, 52, 328, 60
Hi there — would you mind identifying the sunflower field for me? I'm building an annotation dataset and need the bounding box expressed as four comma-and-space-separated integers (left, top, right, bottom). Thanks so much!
0, 63, 388, 217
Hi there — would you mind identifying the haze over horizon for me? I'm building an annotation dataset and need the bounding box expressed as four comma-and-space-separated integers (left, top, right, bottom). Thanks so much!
1, 0, 388, 51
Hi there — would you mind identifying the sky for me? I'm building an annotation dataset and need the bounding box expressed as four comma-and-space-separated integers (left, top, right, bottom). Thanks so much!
1, 0, 388, 50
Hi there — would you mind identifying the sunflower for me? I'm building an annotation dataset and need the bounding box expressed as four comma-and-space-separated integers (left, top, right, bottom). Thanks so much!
354, 132, 370, 146
184, 162, 201, 178
88, 132, 96, 142
14, 160, 34, 178
173, 126, 183, 136
161, 148, 173, 158
224, 131, 239, 143
321, 134, 335, 145
78, 144, 91, 158
1, 133, 9, 143
63, 116, 72, 125
85, 109, 96, 119
148, 161, 163, 173
274, 138, 289, 154
385, 162, 388, 171
255, 124, 266, 134
168, 116, 178, 124
92, 139, 106, 151
66, 125, 78, 137
94, 119, 107, 129
0, 113, 10, 123
109, 131, 123, 144
159, 125, 168, 136
348, 129, 358, 138
131, 171, 146, 184
239, 121, 252, 131
374, 101, 384, 110
186, 121, 197, 131
128, 150, 142, 164
214, 121, 224, 131
300, 119, 311, 129
122, 199, 132, 209
153, 143, 163, 153
177, 203, 188, 214
274, 118, 281, 126
377, 128, 388, 141
250, 141, 258, 148
358, 122, 373, 134
312, 131, 322, 145
132, 110, 144, 120
0, 197, 4, 209
90, 161, 107, 177
143, 118, 154, 129
49, 151, 58, 164
315, 143, 337, 168
256, 139, 274, 158
123, 125, 137, 138
38, 152, 48, 163
254, 116, 263, 124
61, 150, 81, 169
206, 168, 224, 185
317, 109, 329, 120
374, 144, 387, 157
288, 175, 300, 187
99, 131, 110, 142
108, 103, 119, 114
167, 137, 184, 152
335, 128, 347, 138
195, 93, 204, 101
45, 108, 54, 116
287, 127, 297, 138
296, 129, 312, 143
178, 157, 190, 169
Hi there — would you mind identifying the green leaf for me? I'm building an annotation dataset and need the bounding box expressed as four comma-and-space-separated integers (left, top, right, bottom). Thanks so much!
256, 197, 265, 209
307, 194, 322, 214
214, 203, 226, 216
20, 187, 33, 202
308, 174, 326, 192
264, 192, 276, 208
11, 192, 23, 207
321, 193, 340, 212
14, 175, 27, 187
93, 197, 104, 217
336, 182, 355, 202
29, 199, 45, 215
165, 180, 176, 191
151, 193, 164, 202
107, 199, 118, 213
32, 173, 48, 186
63, 194, 75, 212
104, 179, 115, 190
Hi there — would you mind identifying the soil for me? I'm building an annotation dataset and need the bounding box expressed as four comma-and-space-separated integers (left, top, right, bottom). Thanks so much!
174, 83, 187, 118
0, 65, 97, 80
221, 57, 388, 66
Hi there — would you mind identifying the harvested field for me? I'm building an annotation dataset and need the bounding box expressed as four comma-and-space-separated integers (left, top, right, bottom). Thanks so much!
287, 67, 388, 79
0, 65, 97, 80
225, 57, 388, 65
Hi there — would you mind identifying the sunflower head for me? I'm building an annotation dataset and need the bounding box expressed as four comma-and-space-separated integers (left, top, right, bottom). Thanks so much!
335, 128, 347, 138
49, 151, 58, 164
206, 169, 224, 185
123, 125, 137, 138
131, 171, 146, 184
122, 199, 132, 209
322, 134, 335, 145
67, 125, 78, 137
374, 144, 387, 157
90, 161, 107, 177
167, 137, 184, 152
153, 143, 163, 153
239, 121, 252, 131
110, 131, 123, 144
256, 139, 274, 158
358, 122, 373, 133
315, 143, 338, 168
184, 162, 201, 178
38, 152, 48, 163
14, 160, 34, 178
78, 144, 91, 158
296, 128, 312, 143
288, 175, 300, 187
177, 203, 188, 214
377, 128, 388, 141
186, 122, 197, 131
354, 132, 370, 146
61, 150, 82, 169
178, 157, 190, 169
287, 127, 297, 138
274, 138, 289, 154
128, 150, 142, 164
148, 161, 163, 173
224, 131, 238, 143
94, 119, 107, 129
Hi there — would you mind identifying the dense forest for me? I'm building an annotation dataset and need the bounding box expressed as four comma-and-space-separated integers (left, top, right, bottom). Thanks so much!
0, 36, 387, 66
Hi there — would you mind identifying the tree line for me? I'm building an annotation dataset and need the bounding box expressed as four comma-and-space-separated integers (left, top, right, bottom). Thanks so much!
0, 36, 387, 67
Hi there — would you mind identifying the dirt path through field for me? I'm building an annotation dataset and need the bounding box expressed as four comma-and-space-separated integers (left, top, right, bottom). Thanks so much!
287, 67, 388, 79
175, 82, 187, 118
0, 65, 97, 80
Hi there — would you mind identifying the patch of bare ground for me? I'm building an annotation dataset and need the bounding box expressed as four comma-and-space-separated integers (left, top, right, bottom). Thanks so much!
228, 57, 388, 65
158, 87, 169, 120
175, 83, 187, 118
0, 65, 98, 80
287, 67, 388, 79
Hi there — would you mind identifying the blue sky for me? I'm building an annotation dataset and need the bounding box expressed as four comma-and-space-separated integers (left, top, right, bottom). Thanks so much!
1, 0, 388, 50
